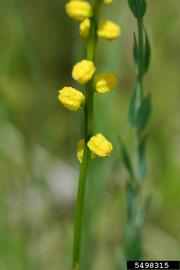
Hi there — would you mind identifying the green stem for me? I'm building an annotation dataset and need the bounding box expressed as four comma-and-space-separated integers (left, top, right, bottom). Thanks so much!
124, 11, 146, 263
72, 148, 90, 270
136, 18, 144, 183
72, 1, 102, 269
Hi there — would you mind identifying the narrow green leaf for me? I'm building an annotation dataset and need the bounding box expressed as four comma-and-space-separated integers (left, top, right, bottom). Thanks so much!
127, 181, 139, 221
128, 0, 147, 18
135, 194, 152, 227
127, 0, 137, 17
128, 82, 142, 127
136, 94, 151, 132
139, 0, 147, 17
124, 223, 142, 259
138, 136, 147, 180
143, 28, 151, 74
138, 195, 152, 224
118, 137, 134, 178
133, 32, 139, 72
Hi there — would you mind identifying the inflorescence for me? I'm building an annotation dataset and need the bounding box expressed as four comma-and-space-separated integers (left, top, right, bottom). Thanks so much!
58, 0, 121, 163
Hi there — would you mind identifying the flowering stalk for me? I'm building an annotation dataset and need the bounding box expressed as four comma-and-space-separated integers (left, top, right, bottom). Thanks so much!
59, 1, 121, 269
119, 0, 151, 261
72, 2, 102, 269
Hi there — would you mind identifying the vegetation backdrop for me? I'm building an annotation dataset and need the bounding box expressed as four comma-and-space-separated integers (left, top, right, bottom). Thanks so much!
0, 0, 180, 269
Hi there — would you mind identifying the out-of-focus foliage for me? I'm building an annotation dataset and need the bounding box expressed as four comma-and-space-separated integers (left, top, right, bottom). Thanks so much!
0, 0, 180, 269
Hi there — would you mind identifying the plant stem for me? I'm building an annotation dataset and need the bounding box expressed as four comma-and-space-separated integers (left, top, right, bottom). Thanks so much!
72, 1, 102, 269
124, 43, 144, 263
124, 4, 151, 261
72, 147, 90, 270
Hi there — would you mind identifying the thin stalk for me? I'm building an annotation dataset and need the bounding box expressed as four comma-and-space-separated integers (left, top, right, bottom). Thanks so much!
72, 147, 90, 270
124, 26, 145, 259
72, 1, 102, 269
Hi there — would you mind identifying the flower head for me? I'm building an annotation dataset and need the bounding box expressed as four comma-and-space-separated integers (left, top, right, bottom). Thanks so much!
94, 73, 118, 93
77, 139, 85, 163
58, 87, 85, 111
97, 20, 121, 40
77, 139, 95, 163
65, 1, 92, 21
87, 133, 113, 157
80, 18, 91, 39
72, 60, 96, 84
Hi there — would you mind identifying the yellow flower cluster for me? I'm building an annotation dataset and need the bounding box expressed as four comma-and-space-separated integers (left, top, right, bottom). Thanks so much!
58, 1, 121, 161
58, 59, 95, 111
58, 57, 115, 159
65, 0, 121, 41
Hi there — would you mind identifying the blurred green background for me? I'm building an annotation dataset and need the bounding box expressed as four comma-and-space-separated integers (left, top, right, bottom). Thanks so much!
0, 0, 180, 269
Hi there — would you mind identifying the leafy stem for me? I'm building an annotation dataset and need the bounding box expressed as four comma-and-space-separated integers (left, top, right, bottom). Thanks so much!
120, 0, 151, 261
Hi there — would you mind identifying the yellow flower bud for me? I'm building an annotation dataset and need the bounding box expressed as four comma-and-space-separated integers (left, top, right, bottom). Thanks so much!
94, 73, 118, 93
97, 20, 121, 41
103, 0, 113, 4
65, 1, 92, 21
77, 139, 95, 163
77, 139, 85, 163
80, 18, 91, 39
58, 87, 85, 111
87, 133, 113, 157
72, 60, 96, 84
